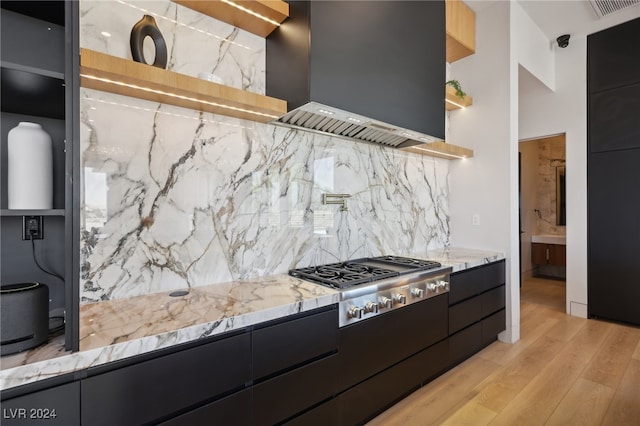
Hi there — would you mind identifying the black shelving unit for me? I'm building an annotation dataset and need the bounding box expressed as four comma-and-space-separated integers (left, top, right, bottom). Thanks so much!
1, 1, 79, 351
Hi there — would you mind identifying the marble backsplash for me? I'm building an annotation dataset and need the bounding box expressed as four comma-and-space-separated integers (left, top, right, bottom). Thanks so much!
79, 0, 450, 303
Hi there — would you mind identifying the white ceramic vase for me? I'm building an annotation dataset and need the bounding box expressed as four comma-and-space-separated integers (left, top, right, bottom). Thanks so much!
7, 122, 53, 209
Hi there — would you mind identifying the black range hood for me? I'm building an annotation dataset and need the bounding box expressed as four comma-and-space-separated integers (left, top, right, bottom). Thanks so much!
266, 0, 445, 149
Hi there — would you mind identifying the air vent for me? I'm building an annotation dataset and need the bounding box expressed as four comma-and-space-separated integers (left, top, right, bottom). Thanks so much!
589, 0, 640, 18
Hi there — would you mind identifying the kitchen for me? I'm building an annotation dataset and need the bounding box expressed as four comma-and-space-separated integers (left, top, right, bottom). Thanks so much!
1, 0, 639, 425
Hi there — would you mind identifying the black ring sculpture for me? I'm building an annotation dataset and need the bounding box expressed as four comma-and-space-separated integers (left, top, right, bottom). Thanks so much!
130, 15, 167, 69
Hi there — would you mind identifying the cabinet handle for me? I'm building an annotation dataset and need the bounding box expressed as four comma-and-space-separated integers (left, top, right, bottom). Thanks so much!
545, 248, 550, 261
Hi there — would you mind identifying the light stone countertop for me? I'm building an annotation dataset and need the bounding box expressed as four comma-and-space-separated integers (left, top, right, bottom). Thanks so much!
0, 247, 504, 391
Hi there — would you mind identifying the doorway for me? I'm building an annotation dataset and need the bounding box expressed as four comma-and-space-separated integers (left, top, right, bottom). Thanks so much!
518, 134, 566, 312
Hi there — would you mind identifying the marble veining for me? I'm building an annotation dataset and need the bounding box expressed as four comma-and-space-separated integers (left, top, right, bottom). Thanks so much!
79, 0, 451, 303
79, 91, 451, 302
421, 247, 505, 273
1, 249, 503, 390
1, 275, 338, 390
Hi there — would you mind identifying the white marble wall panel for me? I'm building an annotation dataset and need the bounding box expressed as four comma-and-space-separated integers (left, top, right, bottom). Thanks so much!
81, 0, 264, 92
79, 0, 451, 303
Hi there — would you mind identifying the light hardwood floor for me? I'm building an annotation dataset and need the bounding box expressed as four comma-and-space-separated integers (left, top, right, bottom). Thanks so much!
368, 278, 640, 425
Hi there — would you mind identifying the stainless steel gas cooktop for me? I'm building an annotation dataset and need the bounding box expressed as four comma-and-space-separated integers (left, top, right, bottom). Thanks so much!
290, 256, 451, 326
289, 255, 443, 289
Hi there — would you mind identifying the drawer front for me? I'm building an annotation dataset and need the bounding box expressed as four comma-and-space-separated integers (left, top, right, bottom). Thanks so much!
449, 322, 482, 365
1, 382, 79, 426
253, 354, 338, 426
338, 294, 447, 391
480, 285, 505, 317
478, 261, 506, 293
253, 307, 338, 380
283, 397, 339, 426
159, 389, 251, 426
482, 309, 506, 346
449, 261, 505, 304
81, 333, 251, 426
449, 296, 482, 335
449, 269, 483, 305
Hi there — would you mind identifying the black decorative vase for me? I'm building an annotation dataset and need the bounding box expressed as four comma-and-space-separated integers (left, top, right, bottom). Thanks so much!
130, 15, 167, 69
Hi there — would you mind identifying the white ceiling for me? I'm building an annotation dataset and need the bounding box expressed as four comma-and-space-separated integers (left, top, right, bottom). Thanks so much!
465, 0, 640, 41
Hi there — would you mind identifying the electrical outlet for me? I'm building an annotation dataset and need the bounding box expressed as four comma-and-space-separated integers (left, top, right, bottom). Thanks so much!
23, 215, 44, 240
472, 214, 480, 226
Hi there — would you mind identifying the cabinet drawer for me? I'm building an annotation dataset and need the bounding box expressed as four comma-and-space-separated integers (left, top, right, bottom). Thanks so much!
449, 322, 482, 364
253, 307, 338, 380
338, 294, 447, 391
337, 339, 448, 425
253, 354, 338, 426
81, 332, 251, 426
1, 382, 79, 426
449, 296, 482, 335
449, 261, 505, 304
480, 285, 505, 317
159, 389, 251, 426
283, 397, 339, 426
482, 309, 506, 346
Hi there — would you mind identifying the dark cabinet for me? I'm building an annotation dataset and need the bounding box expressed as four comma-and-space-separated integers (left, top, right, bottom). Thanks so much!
253, 354, 338, 425
81, 332, 251, 426
448, 261, 505, 305
588, 17, 640, 93
159, 389, 252, 426
252, 306, 339, 425
588, 17, 640, 326
448, 261, 506, 364
589, 83, 640, 152
338, 293, 448, 392
0, 381, 79, 426
283, 397, 339, 426
531, 243, 566, 267
0, 1, 78, 351
253, 308, 338, 380
337, 339, 448, 425
588, 149, 640, 324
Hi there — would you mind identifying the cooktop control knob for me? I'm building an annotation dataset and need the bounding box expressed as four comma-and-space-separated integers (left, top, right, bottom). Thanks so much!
393, 293, 406, 305
364, 301, 379, 314
427, 283, 437, 291
411, 288, 425, 298
437, 280, 448, 290
347, 305, 364, 319
378, 296, 392, 309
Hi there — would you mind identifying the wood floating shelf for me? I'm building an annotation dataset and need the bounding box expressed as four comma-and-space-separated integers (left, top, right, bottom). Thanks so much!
446, 0, 476, 63
172, 0, 289, 37
445, 85, 473, 111
402, 141, 474, 160
79, 49, 287, 124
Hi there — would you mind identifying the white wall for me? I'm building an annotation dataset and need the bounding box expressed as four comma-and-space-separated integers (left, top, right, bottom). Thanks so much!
448, 1, 520, 343
514, 2, 555, 90
519, 35, 588, 317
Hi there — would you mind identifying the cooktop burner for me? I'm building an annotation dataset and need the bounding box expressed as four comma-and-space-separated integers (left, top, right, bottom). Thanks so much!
289, 256, 442, 289
373, 255, 442, 269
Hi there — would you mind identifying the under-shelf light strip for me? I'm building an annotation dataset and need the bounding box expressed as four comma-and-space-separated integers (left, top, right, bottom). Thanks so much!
86, 98, 252, 131
445, 99, 466, 109
221, 0, 282, 27
410, 145, 468, 159
116, 0, 251, 50
80, 74, 279, 119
